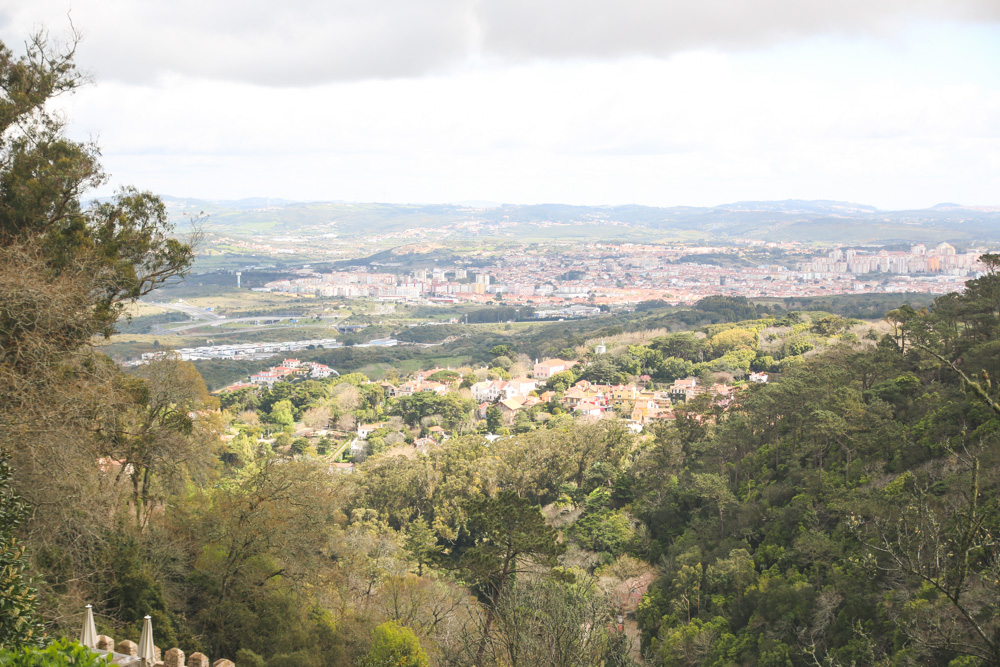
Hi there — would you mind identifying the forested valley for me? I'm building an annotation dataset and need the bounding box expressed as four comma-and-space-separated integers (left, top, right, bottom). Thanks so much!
3, 29, 1000, 667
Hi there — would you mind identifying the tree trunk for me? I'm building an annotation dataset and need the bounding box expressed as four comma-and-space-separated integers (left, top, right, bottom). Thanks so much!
476, 603, 496, 666
477, 558, 513, 665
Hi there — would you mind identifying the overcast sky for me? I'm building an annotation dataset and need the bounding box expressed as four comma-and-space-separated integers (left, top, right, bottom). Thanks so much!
2, 1, 999, 209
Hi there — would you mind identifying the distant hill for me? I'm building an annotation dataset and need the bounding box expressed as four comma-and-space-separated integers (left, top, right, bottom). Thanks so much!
162, 195, 299, 210
716, 199, 880, 215
162, 197, 1000, 245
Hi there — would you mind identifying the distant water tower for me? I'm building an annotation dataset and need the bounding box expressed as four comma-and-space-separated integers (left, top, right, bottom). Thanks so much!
595, 340, 607, 355
236, 271, 242, 288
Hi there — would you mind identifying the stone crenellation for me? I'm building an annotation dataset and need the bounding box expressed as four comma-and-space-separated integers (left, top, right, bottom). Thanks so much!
95, 634, 232, 667
116, 640, 138, 657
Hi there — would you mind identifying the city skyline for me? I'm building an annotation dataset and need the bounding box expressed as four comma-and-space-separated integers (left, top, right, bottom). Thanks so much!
259, 241, 985, 308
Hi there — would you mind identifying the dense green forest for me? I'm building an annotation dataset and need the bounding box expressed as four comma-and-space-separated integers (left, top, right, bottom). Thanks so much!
3, 28, 1000, 667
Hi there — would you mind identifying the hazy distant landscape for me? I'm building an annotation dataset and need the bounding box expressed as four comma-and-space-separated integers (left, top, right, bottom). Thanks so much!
165, 196, 1000, 246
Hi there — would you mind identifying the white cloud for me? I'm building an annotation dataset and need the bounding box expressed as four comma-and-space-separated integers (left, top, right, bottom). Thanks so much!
1, 0, 998, 85
1, 1, 998, 208
54, 51, 999, 208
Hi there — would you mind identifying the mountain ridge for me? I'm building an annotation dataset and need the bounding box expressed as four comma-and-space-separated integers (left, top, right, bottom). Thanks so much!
161, 197, 1000, 244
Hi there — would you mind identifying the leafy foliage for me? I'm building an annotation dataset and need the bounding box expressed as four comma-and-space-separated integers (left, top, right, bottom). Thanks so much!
391, 392, 476, 429
0, 452, 43, 649
0, 640, 108, 666
361, 622, 429, 667
628, 263, 1000, 666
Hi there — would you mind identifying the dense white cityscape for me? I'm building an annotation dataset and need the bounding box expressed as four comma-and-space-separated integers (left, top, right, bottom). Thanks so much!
256, 242, 988, 308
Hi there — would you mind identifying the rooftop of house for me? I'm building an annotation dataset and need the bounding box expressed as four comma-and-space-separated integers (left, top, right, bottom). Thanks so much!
534, 358, 574, 367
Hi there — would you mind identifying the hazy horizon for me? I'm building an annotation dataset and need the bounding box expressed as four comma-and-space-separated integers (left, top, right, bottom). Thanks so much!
154, 194, 998, 213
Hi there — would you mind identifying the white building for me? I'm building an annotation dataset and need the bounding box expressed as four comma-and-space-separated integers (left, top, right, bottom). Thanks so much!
533, 359, 575, 379
357, 422, 386, 439
310, 364, 336, 379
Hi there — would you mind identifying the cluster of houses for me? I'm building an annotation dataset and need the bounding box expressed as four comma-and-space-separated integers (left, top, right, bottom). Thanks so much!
467, 358, 765, 429
221, 358, 337, 392
468, 374, 712, 426
222, 354, 768, 441
471, 376, 549, 418
208, 353, 774, 479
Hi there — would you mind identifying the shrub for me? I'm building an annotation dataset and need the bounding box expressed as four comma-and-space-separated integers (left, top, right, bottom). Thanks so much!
360, 622, 428, 667
0, 640, 108, 666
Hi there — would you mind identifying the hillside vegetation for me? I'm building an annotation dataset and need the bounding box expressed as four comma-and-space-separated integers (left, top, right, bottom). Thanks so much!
5, 248, 1000, 664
